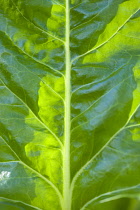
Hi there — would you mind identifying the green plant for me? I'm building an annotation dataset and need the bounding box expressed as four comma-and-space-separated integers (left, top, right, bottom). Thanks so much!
0, 0, 140, 209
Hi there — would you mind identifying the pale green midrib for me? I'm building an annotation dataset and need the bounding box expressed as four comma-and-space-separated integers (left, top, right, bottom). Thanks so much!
63, 0, 71, 208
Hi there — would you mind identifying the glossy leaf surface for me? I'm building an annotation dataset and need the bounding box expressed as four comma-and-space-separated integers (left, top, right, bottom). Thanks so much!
0, 0, 140, 209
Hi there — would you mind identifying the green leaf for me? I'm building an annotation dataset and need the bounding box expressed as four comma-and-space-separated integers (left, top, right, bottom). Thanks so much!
0, 0, 140, 209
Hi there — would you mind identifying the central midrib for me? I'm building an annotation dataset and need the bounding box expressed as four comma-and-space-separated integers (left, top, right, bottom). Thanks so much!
63, 0, 71, 208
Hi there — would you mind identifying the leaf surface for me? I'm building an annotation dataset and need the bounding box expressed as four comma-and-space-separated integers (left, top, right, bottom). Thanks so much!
0, 0, 140, 209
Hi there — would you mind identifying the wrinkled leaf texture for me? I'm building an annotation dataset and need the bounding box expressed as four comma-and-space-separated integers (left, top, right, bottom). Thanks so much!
0, 0, 140, 209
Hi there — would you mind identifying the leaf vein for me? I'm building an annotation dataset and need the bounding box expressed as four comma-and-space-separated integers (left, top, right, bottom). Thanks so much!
71, 58, 131, 96
71, 74, 132, 126
80, 184, 140, 210
3, 31, 64, 77
0, 136, 63, 206
10, 0, 65, 44
70, 103, 140, 195
72, 8, 140, 64
0, 196, 42, 210
0, 80, 63, 148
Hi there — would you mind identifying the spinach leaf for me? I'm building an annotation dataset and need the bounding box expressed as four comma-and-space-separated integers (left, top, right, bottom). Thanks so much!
0, 0, 140, 209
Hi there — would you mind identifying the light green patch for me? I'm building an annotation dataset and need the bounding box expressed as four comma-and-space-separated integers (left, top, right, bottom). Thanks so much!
47, 4, 65, 38
131, 127, 140, 141
38, 75, 64, 140
129, 62, 140, 118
